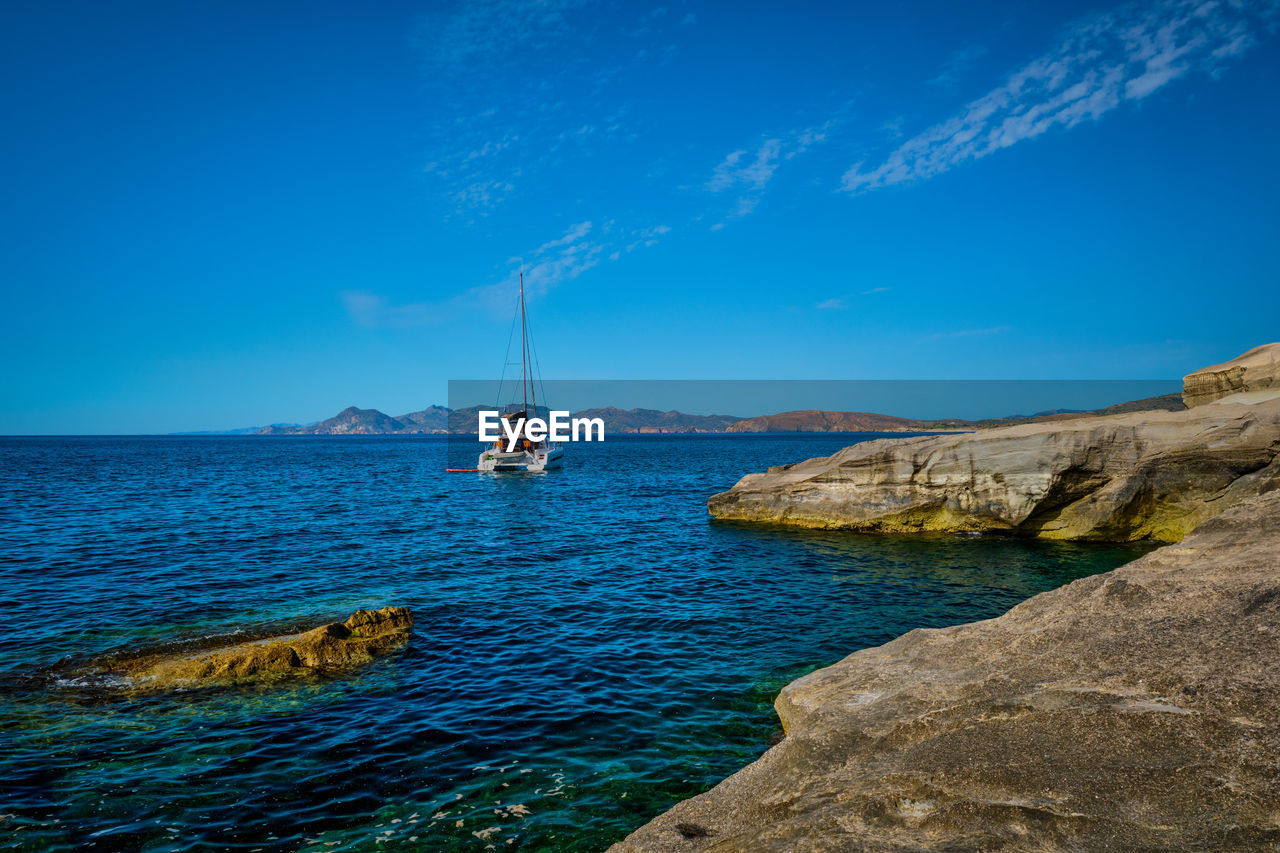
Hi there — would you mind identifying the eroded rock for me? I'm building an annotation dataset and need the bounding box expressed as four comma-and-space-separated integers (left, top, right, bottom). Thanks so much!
116, 606, 413, 690
614, 491, 1280, 851
1183, 342, 1280, 408
709, 347, 1280, 542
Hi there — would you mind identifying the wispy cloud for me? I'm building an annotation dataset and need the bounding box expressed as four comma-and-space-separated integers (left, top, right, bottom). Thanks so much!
928, 44, 989, 89
928, 325, 1013, 340
341, 290, 441, 329
417, 0, 591, 69
416, 0, 690, 217
843, 0, 1278, 194
343, 220, 671, 328
708, 139, 782, 193
784, 123, 831, 159
451, 177, 517, 211
814, 286, 891, 310
469, 220, 609, 312
706, 122, 835, 224
534, 220, 593, 252
623, 223, 671, 252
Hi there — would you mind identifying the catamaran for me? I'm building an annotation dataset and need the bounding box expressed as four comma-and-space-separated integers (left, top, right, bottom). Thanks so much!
476, 273, 564, 472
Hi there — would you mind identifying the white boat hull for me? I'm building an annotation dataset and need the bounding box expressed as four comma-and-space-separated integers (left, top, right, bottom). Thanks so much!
477, 445, 564, 472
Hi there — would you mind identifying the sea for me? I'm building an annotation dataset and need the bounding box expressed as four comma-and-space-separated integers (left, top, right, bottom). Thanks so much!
0, 435, 1154, 851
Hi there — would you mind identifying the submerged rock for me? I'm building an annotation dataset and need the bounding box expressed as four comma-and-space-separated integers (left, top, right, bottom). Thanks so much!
614, 490, 1280, 851
709, 345, 1280, 542
118, 606, 413, 690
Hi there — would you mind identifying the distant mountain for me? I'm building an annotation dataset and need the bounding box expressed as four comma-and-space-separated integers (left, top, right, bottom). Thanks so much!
219, 393, 1186, 437
247, 404, 739, 435
256, 407, 410, 435
727, 410, 969, 433
570, 407, 741, 433
1025, 393, 1186, 422
171, 423, 298, 436
448, 405, 738, 434
725, 394, 1186, 433
394, 405, 452, 433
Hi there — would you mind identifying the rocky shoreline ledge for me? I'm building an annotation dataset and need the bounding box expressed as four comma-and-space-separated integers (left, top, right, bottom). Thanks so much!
709, 344, 1280, 542
615, 344, 1280, 851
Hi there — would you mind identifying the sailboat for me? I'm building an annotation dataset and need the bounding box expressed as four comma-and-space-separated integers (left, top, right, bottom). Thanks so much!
476, 272, 565, 472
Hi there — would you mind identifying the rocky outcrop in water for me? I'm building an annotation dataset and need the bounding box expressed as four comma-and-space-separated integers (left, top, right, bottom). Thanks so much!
614, 489, 1280, 851
709, 345, 1280, 542
118, 607, 413, 690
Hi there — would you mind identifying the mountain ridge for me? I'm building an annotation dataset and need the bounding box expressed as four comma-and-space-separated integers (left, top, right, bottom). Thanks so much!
176, 394, 1186, 436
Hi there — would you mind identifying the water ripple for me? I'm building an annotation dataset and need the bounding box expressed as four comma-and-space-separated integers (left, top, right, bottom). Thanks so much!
0, 435, 1153, 850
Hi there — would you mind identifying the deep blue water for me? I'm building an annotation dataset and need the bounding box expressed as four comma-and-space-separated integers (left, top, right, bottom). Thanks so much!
0, 435, 1154, 851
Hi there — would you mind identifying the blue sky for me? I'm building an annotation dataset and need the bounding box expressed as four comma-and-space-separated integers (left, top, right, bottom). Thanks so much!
2, 0, 1278, 433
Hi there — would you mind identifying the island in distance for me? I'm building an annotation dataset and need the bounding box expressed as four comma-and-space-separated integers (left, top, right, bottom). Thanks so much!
248, 405, 743, 435
191, 394, 1187, 436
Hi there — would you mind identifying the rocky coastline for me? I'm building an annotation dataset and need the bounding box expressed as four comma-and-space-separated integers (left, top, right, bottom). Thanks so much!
708, 344, 1280, 543
615, 344, 1280, 851
615, 489, 1280, 851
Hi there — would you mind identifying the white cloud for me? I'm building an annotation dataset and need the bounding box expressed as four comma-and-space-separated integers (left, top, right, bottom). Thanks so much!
623, 223, 673, 252
928, 325, 1013, 340
784, 123, 832, 159
418, 0, 591, 68
535, 221, 593, 253
341, 290, 441, 329
815, 287, 889, 310
416, 0, 693, 217
453, 178, 516, 212
708, 139, 782, 193
706, 122, 837, 219
928, 44, 989, 89
343, 219, 668, 328
843, 0, 1279, 194
462, 134, 519, 163
478, 224, 604, 309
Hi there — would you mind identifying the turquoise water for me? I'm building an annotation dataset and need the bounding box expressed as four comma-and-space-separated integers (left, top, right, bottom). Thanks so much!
0, 435, 1153, 850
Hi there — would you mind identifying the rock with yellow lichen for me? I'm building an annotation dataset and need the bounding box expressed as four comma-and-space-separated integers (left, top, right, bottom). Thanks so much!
114, 606, 413, 690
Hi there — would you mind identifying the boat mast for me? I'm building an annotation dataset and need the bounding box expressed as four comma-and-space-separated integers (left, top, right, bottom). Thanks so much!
522, 270, 537, 417
520, 272, 527, 415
